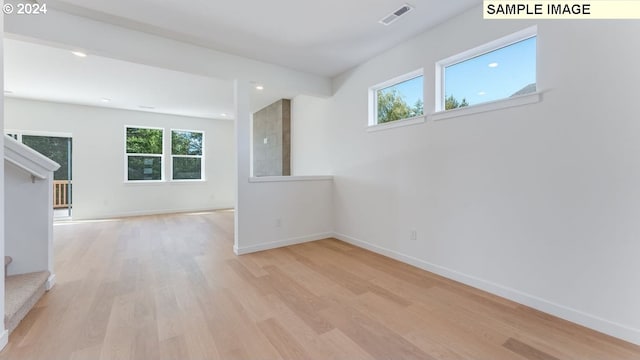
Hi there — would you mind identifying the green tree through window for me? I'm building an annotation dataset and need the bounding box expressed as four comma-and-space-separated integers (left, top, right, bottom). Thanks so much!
126, 127, 163, 181
22, 135, 71, 181
444, 94, 469, 110
172, 130, 203, 180
372, 73, 424, 125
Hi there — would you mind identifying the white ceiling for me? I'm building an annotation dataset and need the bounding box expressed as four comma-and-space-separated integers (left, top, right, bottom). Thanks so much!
4, 38, 238, 119
43, 0, 481, 77
4, 0, 480, 120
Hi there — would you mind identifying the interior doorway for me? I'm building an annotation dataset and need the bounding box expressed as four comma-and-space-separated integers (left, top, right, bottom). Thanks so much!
5, 130, 73, 219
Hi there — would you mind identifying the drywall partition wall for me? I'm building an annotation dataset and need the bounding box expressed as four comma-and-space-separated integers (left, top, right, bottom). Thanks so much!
253, 99, 291, 176
5, 98, 235, 220
235, 81, 334, 255
290, 95, 332, 176
329, 8, 640, 345
235, 176, 334, 254
4, 152, 57, 278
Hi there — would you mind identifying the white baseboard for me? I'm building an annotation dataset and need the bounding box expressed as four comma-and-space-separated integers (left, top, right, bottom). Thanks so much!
46, 274, 56, 290
0, 329, 8, 351
234, 232, 333, 255
333, 232, 640, 346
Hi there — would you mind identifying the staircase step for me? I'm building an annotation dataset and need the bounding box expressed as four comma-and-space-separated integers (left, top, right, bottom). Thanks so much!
5, 271, 49, 334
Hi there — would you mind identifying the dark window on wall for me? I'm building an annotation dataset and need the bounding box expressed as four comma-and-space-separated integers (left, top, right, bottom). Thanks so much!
171, 130, 204, 180
125, 127, 163, 181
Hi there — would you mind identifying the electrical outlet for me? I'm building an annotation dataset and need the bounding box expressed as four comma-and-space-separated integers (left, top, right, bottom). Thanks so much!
276, 218, 282, 228
410, 229, 417, 241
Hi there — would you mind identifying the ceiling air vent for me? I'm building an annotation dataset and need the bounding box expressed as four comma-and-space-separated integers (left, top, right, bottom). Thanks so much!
379, 4, 414, 26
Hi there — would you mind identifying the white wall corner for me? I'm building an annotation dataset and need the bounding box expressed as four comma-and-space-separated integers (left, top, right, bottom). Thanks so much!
46, 274, 56, 291
0, 329, 7, 352
235, 232, 334, 255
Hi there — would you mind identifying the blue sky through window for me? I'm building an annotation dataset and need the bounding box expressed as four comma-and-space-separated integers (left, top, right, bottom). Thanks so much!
379, 75, 424, 109
444, 36, 536, 107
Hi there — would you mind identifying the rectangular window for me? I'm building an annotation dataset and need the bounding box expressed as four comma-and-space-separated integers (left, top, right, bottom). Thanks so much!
125, 126, 163, 181
437, 27, 537, 111
369, 69, 424, 126
171, 130, 204, 180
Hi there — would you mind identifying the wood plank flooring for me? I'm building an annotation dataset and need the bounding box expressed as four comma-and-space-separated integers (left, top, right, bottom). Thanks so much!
1, 210, 639, 359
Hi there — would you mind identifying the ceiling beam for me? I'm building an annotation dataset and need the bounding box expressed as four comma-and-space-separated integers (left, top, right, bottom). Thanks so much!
4, 4, 332, 98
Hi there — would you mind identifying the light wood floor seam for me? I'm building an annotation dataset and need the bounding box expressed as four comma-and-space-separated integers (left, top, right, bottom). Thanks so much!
1, 211, 639, 359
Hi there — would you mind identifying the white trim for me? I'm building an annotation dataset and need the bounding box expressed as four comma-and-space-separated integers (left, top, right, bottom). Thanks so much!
170, 128, 205, 181
234, 232, 333, 255
368, 68, 424, 127
4, 136, 60, 179
5, 129, 73, 139
0, 330, 8, 351
435, 26, 538, 112
438, 26, 537, 68
169, 178, 207, 183
333, 232, 640, 346
367, 115, 425, 133
123, 179, 208, 186
46, 274, 56, 290
124, 125, 165, 182
430, 92, 541, 121
248, 175, 333, 183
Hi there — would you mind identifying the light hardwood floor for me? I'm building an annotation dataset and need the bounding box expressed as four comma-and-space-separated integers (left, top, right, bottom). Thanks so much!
1, 211, 639, 359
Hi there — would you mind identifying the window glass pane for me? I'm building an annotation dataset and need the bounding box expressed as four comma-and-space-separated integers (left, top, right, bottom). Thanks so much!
172, 130, 203, 156
376, 75, 423, 124
126, 127, 163, 154
173, 157, 202, 180
22, 135, 72, 181
444, 36, 536, 109
127, 156, 162, 180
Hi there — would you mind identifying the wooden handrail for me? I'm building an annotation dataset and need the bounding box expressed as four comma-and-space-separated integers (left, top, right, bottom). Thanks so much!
53, 180, 72, 209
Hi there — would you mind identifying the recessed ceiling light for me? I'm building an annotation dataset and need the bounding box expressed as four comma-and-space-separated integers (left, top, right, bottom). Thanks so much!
101, 98, 111, 103
71, 51, 87, 58
220, 113, 228, 117
488, 62, 499, 68
139, 105, 155, 110
255, 85, 264, 90
478, 91, 486, 96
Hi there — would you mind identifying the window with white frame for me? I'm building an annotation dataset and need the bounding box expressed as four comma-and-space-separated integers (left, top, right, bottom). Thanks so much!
437, 27, 537, 112
369, 69, 424, 126
171, 130, 204, 180
125, 126, 164, 181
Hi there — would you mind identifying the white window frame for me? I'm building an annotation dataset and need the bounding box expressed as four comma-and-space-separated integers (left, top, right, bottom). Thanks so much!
368, 68, 425, 131
170, 128, 205, 182
124, 125, 165, 183
434, 26, 539, 118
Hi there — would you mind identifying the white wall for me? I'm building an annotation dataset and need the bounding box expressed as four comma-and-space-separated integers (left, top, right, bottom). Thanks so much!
0, 1, 7, 348
4, 163, 51, 276
234, 178, 334, 254
5, 98, 235, 220
291, 95, 332, 175
328, 7, 640, 345
235, 82, 334, 255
